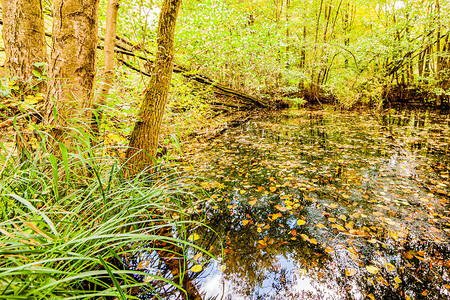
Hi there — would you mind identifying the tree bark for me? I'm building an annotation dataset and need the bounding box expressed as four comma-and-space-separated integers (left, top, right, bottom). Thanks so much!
91, 0, 120, 136
1, 0, 47, 92
125, 0, 183, 175
43, 0, 100, 128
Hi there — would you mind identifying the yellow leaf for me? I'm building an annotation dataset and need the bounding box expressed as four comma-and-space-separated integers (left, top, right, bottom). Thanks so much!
333, 224, 345, 231
316, 223, 325, 228
298, 268, 307, 275
193, 253, 203, 260
257, 227, 262, 233
258, 239, 267, 246
339, 215, 347, 221
300, 234, 309, 241
390, 231, 398, 240
345, 221, 354, 229
387, 263, 396, 272
190, 265, 203, 272
325, 247, 335, 253
328, 217, 336, 223
257, 186, 264, 192
297, 220, 306, 226
269, 186, 277, 192
330, 203, 338, 208
367, 293, 376, 300
309, 238, 317, 245
272, 213, 282, 220
367, 239, 378, 244
345, 268, 356, 276
188, 234, 200, 241
240, 190, 246, 195
275, 205, 287, 212
249, 200, 257, 206
366, 265, 379, 274
394, 276, 401, 284
242, 220, 250, 226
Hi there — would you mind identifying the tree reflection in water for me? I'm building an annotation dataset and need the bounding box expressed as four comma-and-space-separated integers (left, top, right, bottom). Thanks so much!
183, 109, 449, 300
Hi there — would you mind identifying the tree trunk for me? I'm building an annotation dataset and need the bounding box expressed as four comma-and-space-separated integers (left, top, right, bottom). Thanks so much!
125, 0, 183, 175
91, 0, 120, 136
43, 0, 100, 129
1, 0, 47, 92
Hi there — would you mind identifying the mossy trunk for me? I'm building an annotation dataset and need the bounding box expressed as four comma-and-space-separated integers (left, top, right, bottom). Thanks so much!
126, 0, 183, 175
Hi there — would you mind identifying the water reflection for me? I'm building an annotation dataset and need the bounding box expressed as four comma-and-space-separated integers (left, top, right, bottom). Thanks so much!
179, 109, 449, 300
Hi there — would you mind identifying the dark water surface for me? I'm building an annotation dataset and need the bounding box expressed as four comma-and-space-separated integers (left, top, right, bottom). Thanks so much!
178, 108, 450, 300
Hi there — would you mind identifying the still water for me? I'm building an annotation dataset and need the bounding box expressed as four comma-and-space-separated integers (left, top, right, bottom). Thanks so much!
180, 108, 449, 300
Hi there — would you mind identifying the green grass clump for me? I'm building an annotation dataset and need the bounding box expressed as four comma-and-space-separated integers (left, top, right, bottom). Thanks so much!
0, 131, 213, 299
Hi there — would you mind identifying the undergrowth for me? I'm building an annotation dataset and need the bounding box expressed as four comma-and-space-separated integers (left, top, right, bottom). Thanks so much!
0, 129, 214, 299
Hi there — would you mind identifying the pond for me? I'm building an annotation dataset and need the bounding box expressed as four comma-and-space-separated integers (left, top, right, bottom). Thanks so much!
177, 108, 449, 300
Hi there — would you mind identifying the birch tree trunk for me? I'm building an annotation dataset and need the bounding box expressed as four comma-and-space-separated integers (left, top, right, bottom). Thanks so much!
1, 0, 47, 92
126, 0, 183, 175
91, 0, 120, 136
44, 0, 100, 129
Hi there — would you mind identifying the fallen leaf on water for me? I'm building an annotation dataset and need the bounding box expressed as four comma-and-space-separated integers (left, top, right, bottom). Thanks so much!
417, 251, 425, 256
300, 234, 309, 241
394, 276, 401, 284
404, 251, 414, 260
258, 239, 267, 246
191, 265, 203, 272
249, 200, 257, 206
316, 223, 325, 228
386, 263, 395, 272
297, 269, 307, 275
339, 215, 347, 221
367, 293, 376, 300
309, 238, 317, 245
188, 234, 200, 241
240, 190, 246, 195
334, 224, 345, 231
325, 247, 335, 253
275, 205, 287, 212
242, 220, 250, 226
297, 220, 306, 226
345, 268, 356, 276
366, 265, 379, 274
271, 213, 282, 220
257, 227, 262, 233
421, 290, 428, 296
390, 231, 398, 240
269, 186, 277, 192
193, 253, 203, 260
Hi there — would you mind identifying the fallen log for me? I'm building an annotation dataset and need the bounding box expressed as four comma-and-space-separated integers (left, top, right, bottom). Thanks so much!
118, 58, 267, 109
